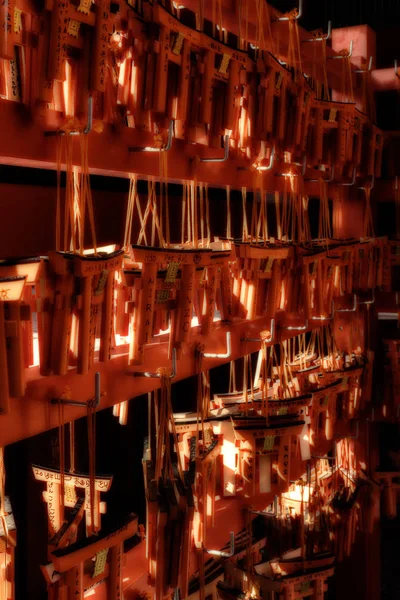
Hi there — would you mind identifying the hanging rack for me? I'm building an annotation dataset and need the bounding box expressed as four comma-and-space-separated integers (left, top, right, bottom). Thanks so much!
283, 319, 309, 331
305, 164, 335, 183
133, 348, 177, 379
200, 135, 230, 163
275, 155, 306, 177
302, 21, 332, 43
357, 174, 375, 191
45, 96, 93, 137
274, 0, 303, 21
354, 56, 373, 74
333, 294, 358, 313
203, 532, 235, 557
129, 120, 174, 152
51, 372, 101, 407
290, 463, 311, 485
328, 40, 353, 59
335, 421, 359, 440
255, 145, 276, 171
243, 319, 276, 344
250, 496, 278, 517
339, 167, 357, 186
203, 332, 232, 359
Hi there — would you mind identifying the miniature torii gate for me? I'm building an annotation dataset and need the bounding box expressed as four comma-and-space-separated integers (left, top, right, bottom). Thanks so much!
32, 465, 113, 536
0, 496, 17, 600
45, 514, 138, 600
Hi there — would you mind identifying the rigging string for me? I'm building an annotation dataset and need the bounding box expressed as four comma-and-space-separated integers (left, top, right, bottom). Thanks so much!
362, 185, 375, 239
226, 186, 232, 239
0, 447, 8, 600
286, 11, 302, 81
318, 177, 332, 242
87, 396, 96, 535
58, 399, 66, 525
242, 187, 249, 241
69, 421, 75, 474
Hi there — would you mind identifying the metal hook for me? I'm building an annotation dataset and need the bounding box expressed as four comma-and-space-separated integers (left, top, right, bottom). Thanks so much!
290, 463, 311, 485
275, 0, 302, 20
203, 331, 232, 359
275, 155, 306, 178
328, 40, 353, 59
283, 319, 308, 331
312, 443, 337, 461
395, 59, 400, 79
354, 56, 373, 73
357, 174, 374, 190
133, 348, 177, 379
129, 120, 174, 152
255, 146, 275, 171
339, 167, 357, 186
305, 164, 335, 183
203, 531, 235, 557
310, 314, 333, 321
335, 420, 359, 440
302, 21, 332, 43
250, 496, 278, 517
200, 135, 230, 163
357, 289, 375, 305
51, 372, 101, 407
45, 96, 93, 137
242, 319, 275, 344
333, 294, 357, 313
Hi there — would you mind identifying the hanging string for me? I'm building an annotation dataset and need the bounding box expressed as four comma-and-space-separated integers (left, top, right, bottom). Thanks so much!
318, 178, 332, 242
286, 12, 302, 81
226, 186, 232, 239
58, 400, 65, 524
87, 397, 96, 535
69, 421, 75, 473
362, 186, 375, 239
0, 447, 8, 600
55, 135, 64, 251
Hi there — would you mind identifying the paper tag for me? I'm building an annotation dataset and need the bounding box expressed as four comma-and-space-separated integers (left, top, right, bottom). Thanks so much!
67, 19, 81, 38
172, 32, 184, 56
219, 53, 230, 74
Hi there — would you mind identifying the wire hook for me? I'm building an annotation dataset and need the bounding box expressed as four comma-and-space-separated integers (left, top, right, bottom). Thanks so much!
203, 332, 232, 359
200, 135, 230, 163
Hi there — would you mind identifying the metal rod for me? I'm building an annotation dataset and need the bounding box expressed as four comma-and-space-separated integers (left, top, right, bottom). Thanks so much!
335, 420, 359, 440
357, 174, 375, 191
203, 331, 232, 359
51, 371, 101, 407
328, 40, 353, 59
275, 0, 303, 20
255, 146, 275, 171
129, 120, 174, 152
250, 496, 278, 517
302, 21, 332, 43
354, 56, 373, 73
45, 96, 93, 137
243, 319, 275, 344
358, 289, 375, 305
339, 167, 357, 186
133, 348, 177, 379
200, 134, 230, 163
203, 531, 235, 557
305, 164, 335, 183
275, 155, 306, 178
283, 319, 308, 331
333, 294, 357, 313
